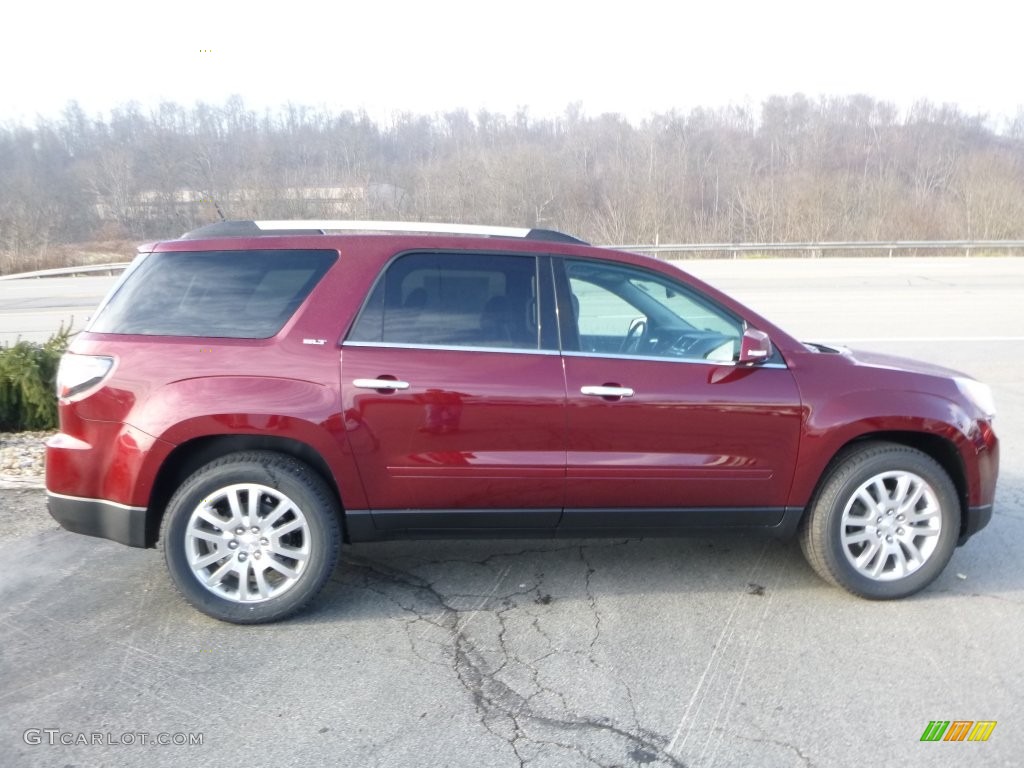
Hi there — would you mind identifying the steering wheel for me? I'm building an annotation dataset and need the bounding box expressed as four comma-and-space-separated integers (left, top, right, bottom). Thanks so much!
620, 318, 647, 354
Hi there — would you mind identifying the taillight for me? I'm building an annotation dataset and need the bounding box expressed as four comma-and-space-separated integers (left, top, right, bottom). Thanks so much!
56, 353, 114, 399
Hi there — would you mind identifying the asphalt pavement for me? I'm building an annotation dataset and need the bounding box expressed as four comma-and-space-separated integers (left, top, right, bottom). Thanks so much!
1, 257, 1021, 767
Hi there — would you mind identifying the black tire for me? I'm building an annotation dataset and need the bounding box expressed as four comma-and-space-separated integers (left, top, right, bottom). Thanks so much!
798, 442, 960, 599
160, 451, 341, 623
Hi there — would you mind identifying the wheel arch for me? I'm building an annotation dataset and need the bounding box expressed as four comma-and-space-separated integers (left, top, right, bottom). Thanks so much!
804, 431, 967, 538
145, 434, 346, 546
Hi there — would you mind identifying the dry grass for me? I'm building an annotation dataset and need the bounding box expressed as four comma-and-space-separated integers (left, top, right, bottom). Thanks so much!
0, 239, 137, 276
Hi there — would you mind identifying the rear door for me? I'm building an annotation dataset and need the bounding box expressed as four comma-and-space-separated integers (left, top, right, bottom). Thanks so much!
341, 251, 566, 532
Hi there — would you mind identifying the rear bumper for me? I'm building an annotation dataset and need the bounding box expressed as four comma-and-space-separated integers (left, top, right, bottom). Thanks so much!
47, 491, 148, 547
959, 503, 993, 546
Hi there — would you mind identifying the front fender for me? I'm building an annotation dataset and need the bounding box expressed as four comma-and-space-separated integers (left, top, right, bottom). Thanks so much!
787, 388, 989, 508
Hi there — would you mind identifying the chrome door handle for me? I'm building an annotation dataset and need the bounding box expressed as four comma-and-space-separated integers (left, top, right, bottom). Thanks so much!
581, 385, 634, 398
353, 378, 410, 390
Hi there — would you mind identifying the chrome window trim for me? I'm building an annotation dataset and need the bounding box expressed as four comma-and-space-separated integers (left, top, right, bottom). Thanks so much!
562, 350, 788, 368
342, 341, 786, 367
343, 341, 561, 356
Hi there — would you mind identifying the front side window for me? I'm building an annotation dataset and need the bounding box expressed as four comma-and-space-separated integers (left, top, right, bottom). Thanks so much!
564, 260, 742, 362
348, 252, 541, 350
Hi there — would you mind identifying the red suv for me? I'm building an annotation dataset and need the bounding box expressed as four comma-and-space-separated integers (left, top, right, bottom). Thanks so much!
46, 221, 999, 623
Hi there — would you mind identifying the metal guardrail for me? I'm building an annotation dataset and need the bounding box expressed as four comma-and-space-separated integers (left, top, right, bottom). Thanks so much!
1, 240, 1022, 280
0, 263, 131, 281
612, 240, 1024, 258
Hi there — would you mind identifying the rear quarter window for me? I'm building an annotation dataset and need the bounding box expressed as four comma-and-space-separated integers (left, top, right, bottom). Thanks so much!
89, 249, 336, 338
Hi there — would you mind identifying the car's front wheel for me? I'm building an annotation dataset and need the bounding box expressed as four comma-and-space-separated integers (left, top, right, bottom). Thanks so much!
160, 451, 341, 623
799, 442, 960, 599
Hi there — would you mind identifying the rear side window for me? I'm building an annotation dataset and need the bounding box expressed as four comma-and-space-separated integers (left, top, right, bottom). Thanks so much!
89, 250, 336, 338
347, 252, 542, 350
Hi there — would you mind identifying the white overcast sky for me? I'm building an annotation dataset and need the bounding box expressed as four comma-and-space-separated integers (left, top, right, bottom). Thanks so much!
2, 0, 1020, 126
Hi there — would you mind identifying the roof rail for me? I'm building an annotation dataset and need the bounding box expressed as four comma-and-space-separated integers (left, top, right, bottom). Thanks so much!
180, 220, 587, 244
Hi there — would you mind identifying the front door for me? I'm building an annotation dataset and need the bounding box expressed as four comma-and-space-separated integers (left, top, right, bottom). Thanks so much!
556, 257, 803, 530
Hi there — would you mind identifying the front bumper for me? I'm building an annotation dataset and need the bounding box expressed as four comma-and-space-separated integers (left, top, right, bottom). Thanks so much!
47, 491, 148, 547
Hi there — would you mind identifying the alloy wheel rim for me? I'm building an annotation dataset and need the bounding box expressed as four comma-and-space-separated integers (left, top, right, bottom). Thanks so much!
185, 483, 310, 603
839, 470, 942, 581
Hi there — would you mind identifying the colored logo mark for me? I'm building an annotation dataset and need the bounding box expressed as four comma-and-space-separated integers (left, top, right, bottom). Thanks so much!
920, 720, 996, 742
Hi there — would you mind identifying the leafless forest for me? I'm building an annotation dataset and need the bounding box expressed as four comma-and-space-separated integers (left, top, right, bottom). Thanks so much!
2, 94, 1023, 273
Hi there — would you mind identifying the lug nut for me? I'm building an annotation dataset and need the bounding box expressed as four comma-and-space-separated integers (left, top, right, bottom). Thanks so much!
228, 541, 239, 549
238, 553, 247, 561
235, 527, 245, 535
250, 526, 260, 534
896, 514, 905, 521
886, 535, 893, 543
886, 510, 893, 516
896, 527, 905, 535
259, 537, 269, 546
876, 517, 882, 524
254, 552, 262, 559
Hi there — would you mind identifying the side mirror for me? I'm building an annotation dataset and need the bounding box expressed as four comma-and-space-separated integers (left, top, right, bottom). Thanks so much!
738, 328, 773, 365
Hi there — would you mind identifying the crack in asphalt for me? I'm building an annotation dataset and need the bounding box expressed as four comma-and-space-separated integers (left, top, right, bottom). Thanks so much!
336, 544, 688, 767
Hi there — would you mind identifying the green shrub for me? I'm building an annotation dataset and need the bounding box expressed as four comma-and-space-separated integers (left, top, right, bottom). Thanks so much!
0, 325, 71, 431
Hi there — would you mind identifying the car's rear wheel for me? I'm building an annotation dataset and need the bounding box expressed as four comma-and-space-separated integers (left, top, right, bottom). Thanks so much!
160, 451, 340, 623
799, 442, 960, 599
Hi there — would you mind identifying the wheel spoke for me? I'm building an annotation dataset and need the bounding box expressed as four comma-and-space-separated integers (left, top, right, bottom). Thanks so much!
246, 487, 260, 524
891, 543, 909, 577
225, 488, 244, 527
191, 549, 228, 569
844, 513, 874, 529
205, 558, 235, 587
843, 529, 874, 546
872, 478, 889, 504
264, 558, 299, 580
856, 488, 881, 515
897, 481, 925, 514
273, 544, 308, 563
901, 538, 925, 565
235, 560, 253, 601
190, 528, 226, 545
868, 545, 889, 578
262, 498, 293, 528
196, 508, 227, 530
891, 475, 912, 506
908, 506, 939, 525
253, 562, 272, 599
272, 518, 303, 538
855, 539, 882, 570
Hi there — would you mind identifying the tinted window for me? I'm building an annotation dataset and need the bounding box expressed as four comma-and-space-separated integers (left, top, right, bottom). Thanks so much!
89, 250, 335, 338
348, 252, 540, 350
565, 260, 743, 362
